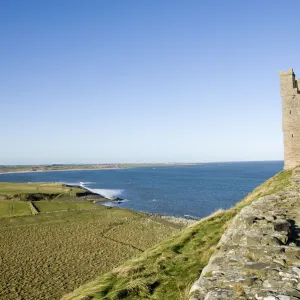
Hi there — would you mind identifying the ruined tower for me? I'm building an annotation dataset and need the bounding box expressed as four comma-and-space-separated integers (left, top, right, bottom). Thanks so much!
280, 68, 300, 169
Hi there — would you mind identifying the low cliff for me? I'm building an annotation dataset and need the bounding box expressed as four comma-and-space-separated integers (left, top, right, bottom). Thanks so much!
190, 168, 300, 299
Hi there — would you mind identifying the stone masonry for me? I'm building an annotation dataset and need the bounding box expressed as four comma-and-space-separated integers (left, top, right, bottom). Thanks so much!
280, 68, 300, 169
189, 169, 300, 299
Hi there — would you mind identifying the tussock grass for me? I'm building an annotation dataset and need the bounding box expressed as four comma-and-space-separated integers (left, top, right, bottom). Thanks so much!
62, 169, 293, 300
0, 207, 179, 300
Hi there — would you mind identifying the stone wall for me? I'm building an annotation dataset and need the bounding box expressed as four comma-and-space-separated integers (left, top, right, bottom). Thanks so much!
189, 170, 300, 300
280, 68, 300, 169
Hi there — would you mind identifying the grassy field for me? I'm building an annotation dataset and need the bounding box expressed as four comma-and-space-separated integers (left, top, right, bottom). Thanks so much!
0, 182, 101, 218
0, 207, 180, 300
32, 200, 99, 212
0, 198, 100, 218
62, 168, 293, 300
0, 182, 84, 201
0, 200, 32, 218
0, 181, 182, 299
0, 182, 83, 195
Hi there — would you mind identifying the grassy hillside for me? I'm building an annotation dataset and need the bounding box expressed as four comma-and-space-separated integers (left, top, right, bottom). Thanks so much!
62, 169, 293, 300
0, 207, 180, 300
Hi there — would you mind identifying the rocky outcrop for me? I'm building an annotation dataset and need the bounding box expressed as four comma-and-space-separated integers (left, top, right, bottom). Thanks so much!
190, 174, 300, 299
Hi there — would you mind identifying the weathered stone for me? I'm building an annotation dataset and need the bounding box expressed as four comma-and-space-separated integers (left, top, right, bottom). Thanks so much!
189, 168, 300, 299
203, 289, 237, 299
280, 69, 300, 169
277, 296, 291, 300
287, 288, 300, 298
291, 267, 300, 277
243, 235, 262, 246
271, 233, 289, 245
273, 220, 291, 233
263, 296, 291, 300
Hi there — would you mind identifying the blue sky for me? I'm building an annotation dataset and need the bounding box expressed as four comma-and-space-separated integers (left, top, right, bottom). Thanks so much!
0, 0, 299, 164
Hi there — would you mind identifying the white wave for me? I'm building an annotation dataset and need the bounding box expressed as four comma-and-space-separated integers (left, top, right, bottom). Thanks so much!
79, 181, 95, 185
61, 182, 79, 186
87, 188, 123, 200
63, 182, 123, 200
102, 202, 117, 207
120, 199, 129, 203
184, 214, 200, 220
60, 181, 95, 186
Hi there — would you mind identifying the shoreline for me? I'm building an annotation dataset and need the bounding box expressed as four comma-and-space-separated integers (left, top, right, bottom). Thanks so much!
156, 214, 198, 226
0, 167, 124, 175
0, 161, 281, 176
0, 163, 202, 175
0, 181, 199, 226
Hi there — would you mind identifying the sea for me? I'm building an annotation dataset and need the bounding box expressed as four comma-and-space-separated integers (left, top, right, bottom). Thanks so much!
0, 161, 283, 219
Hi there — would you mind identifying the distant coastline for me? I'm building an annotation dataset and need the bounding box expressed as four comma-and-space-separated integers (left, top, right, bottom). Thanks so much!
0, 163, 200, 175
0, 167, 121, 175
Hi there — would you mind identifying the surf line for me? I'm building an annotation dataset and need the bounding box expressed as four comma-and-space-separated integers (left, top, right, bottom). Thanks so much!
64, 182, 124, 201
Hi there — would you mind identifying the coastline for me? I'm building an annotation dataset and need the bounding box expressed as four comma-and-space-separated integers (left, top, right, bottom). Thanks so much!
0, 180, 198, 225
159, 214, 197, 226
0, 163, 201, 175
0, 167, 123, 175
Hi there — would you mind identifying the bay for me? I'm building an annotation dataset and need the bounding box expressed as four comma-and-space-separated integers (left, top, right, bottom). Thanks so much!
0, 161, 283, 219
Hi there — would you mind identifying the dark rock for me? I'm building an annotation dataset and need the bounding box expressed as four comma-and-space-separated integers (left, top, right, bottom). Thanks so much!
273, 220, 291, 233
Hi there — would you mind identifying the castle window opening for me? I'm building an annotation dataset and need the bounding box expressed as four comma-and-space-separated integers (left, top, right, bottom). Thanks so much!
292, 134, 294, 137
290, 110, 292, 114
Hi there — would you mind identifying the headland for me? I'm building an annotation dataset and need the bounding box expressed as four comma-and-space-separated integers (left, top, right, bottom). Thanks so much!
0, 181, 187, 300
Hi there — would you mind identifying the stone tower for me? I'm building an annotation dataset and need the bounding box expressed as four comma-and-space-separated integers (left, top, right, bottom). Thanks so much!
280, 68, 300, 169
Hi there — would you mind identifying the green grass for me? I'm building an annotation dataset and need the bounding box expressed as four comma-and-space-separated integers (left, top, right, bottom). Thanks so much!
0, 182, 101, 217
0, 207, 180, 300
0, 182, 85, 201
62, 169, 293, 300
0, 182, 82, 195
0, 200, 32, 218
33, 200, 99, 212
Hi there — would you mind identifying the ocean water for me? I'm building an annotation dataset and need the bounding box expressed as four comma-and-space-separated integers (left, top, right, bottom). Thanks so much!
0, 161, 283, 219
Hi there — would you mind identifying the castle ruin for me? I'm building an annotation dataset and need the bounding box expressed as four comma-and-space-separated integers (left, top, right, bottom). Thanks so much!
280, 68, 300, 169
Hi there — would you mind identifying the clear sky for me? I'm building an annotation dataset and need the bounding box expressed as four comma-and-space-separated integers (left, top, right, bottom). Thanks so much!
1, 0, 299, 164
